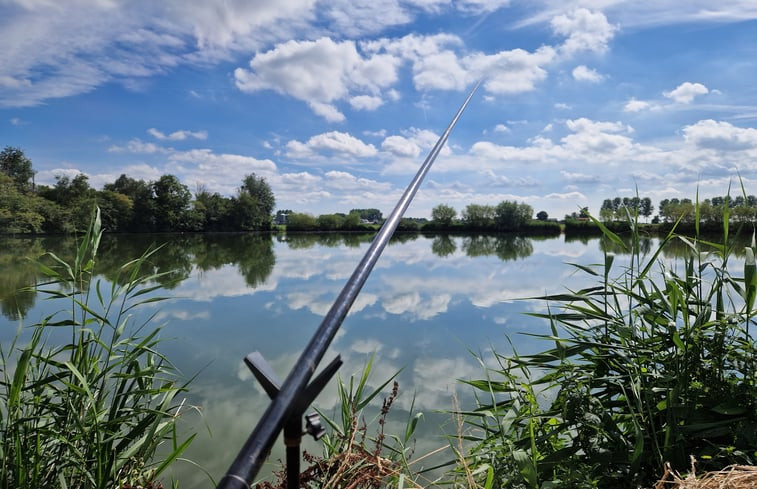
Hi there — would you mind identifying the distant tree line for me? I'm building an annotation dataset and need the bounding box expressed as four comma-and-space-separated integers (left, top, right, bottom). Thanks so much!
599, 197, 654, 221
426, 201, 559, 234
0, 146, 275, 234
598, 194, 757, 224
658, 195, 757, 223
281, 208, 384, 232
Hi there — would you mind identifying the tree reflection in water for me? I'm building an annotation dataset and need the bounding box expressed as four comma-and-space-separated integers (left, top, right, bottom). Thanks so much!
4, 231, 751, 322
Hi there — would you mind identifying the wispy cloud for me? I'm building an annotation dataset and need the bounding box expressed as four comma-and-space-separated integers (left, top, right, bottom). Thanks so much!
148, 128, 208, 141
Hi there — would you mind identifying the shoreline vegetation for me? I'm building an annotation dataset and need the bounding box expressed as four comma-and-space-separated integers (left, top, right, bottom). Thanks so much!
4, 146, 757, 239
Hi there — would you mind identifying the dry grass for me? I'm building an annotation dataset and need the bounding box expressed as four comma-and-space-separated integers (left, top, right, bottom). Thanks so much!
653, 458, 757, 489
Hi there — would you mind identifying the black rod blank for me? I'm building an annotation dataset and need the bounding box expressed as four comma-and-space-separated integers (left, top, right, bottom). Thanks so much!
217, 82, 479, 489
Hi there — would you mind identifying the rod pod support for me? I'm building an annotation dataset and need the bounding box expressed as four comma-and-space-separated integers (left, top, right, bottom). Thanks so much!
244, 352, 343, 489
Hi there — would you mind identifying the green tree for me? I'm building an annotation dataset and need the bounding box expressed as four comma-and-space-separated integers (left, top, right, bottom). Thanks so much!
640, 197, 653, 221
194, 189, 233, 231
317, 213, 344, 230
0, 174, 45, 233
494, 200, 532, 230
462, 204, 495, 229
238, 173, 275, 230
286, 212, 318, 231
152, 174, 192, 231
536, 210, 548, 221
350, 208, 382, 222
96, 190, 133, 232
104, 174, 155, 231
342, 211, 361, 230
431, 204, 456, 227
37, 174, 97, 230
0, 146, 34, 191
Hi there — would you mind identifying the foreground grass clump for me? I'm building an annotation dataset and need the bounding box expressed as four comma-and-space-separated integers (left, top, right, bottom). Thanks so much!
0, 209, 194, 489
459, 207, 756, 488
257, 356, 426, 489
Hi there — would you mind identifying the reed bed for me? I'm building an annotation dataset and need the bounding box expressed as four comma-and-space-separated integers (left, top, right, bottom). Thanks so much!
0, 209, 194, 489
455, 194, 756, 488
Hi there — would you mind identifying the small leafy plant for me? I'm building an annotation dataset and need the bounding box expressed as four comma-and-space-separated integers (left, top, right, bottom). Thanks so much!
0, 209, 194, 489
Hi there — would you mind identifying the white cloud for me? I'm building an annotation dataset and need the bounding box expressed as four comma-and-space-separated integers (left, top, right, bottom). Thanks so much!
0, 75, 32, 89
174, 0, 315, 50
381, 135, 421, 158
365, 33, 555, 96
308, 101, 346, 122
624, 98, 651, 112
323, 170, 393, 192
545, 191, 587, 200
148, 128, 208, 141
167, 149, 278, 194
572, 64, 604, 83
285, 131, 378, 159
663, 82, 709, 104
551, 9, 617, 56
469, 117, 652, 169
316, 0, 412, 37
494, 124, 510, 133
682, 119, 757, 151
562, 118, 636, 156
349, 94, 384, 110
560, 170, 599, 183
468, 46, 556, 94
234, 37, 400, 121
108, 139, 168, 154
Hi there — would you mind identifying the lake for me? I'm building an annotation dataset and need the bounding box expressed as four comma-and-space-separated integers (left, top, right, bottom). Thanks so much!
0, 231, 668, 487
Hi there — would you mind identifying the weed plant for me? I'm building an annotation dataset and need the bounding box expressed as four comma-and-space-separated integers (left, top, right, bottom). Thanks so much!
458, 199, 756, 488
0, 209, 194, 489
257, 356, 426, 489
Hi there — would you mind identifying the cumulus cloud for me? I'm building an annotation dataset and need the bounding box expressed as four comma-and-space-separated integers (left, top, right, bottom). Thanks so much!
364, 32, 555, 96
663, 82, 709, 103
349, 95, 384, 110
551, 9, 617, 55
682, 119, 757, 151
562, 118, 635, 155
624, 98, 651, 112
470, 117, 648, 167
235, 37, 400, 121
382, 135, 421, 158
572, 64, 604, 83
469, 46, 556, 94
379, 127, 448, 163
285, 131, 378, 159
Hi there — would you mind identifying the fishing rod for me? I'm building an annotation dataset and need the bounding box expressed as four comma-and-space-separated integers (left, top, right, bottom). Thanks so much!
217, 81, 480, 489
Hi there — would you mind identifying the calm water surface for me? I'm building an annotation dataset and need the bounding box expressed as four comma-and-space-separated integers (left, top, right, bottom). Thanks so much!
1, 232, 663, 487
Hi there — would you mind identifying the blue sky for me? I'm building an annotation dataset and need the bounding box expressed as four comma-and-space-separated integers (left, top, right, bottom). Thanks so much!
2, 1, 757, 220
